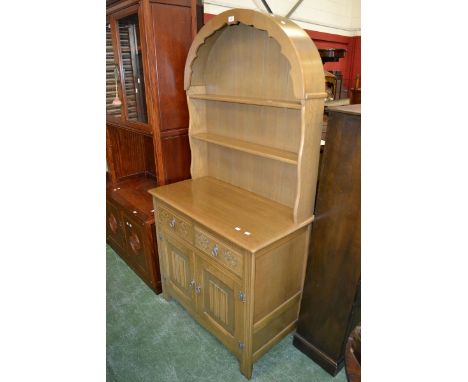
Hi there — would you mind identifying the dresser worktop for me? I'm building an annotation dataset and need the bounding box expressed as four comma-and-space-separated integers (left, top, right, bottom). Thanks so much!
149, 177, 313, 253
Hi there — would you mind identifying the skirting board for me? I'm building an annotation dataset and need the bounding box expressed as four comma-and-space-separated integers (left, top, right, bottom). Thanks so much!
292, 332, 344, 376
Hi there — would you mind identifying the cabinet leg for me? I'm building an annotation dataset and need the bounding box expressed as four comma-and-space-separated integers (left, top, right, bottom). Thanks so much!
240, 357, 253, 380
161, 289, 172, 302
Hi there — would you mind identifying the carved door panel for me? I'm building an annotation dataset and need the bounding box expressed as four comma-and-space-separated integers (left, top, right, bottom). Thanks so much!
121, 211, 151, 280
106, 201, 125, 249
165, 235, 196, 311
195, 256, 244, 356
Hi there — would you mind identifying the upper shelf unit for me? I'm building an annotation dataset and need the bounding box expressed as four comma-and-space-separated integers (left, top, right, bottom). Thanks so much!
184, 9, 326, 223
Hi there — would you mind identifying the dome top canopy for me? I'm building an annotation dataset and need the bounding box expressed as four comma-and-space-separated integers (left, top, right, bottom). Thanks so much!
184, 8, 325, 99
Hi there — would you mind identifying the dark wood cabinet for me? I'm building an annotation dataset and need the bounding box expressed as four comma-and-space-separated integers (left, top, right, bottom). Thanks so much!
106, 0, 203, 293
106, 176, 161, 291
293, 104, 361, 376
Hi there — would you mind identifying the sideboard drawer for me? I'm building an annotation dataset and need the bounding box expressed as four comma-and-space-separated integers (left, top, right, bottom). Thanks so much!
157, 205, 193, 244
194, 227, 243, 277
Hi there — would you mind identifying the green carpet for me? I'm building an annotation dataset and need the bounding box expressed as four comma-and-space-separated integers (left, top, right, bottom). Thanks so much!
107, 245, 347, 382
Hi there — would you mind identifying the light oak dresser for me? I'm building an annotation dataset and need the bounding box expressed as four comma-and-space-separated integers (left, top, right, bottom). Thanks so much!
149, 8, 325, 379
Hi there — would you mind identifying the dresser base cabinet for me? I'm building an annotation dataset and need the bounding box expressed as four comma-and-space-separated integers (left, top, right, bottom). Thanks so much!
151, 177, 312, 379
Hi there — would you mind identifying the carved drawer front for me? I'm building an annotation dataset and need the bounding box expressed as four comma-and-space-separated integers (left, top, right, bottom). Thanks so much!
194, 227, 243, 278
157, 205, 193, 244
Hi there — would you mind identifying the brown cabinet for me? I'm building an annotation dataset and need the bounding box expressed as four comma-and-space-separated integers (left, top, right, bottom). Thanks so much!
106, 193, 160, 291
293, 104, 361, 376
150, 9, 326, 379
106, 0, 204, 292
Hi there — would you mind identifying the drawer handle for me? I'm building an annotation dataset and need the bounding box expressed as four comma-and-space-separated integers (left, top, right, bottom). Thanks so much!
169, 218, 176, 229
126, 221, 132, 228
211, 244, 219, 257
195, 285, 202, 294
189, 280, 196, 289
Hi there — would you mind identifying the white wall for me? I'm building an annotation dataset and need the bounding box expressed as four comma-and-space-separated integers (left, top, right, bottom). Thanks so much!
203, 0, 361, 36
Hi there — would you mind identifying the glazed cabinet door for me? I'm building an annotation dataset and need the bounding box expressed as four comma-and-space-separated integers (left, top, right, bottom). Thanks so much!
163, 234, 196, 312
195, 256, 245, 357
106, 201, 125, 250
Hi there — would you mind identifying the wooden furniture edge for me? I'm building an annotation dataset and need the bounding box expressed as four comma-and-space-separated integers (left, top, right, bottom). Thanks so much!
292, 332, 344, 376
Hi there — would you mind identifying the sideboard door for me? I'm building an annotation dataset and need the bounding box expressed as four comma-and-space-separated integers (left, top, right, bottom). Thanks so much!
165, 235, 196, 311
106, 201, 125, 251
195, 257, 244, 358
121, 211, 154, 281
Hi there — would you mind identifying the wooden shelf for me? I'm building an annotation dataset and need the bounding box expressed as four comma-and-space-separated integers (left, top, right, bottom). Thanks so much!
189, 93, 302, 109
191, 132, 298, 165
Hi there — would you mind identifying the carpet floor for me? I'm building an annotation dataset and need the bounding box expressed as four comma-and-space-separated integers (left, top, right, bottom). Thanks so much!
106, 245, 347, 382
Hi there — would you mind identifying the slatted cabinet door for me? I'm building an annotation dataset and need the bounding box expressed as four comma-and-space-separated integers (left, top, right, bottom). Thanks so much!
195, 256, 245, 358
164, 235, 196, 312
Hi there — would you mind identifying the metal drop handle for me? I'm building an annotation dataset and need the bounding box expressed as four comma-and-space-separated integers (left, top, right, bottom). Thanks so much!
211, 244, 219, 257
195, 285, 201, 294
189, 280, 196, 289
169, 218, 176, 228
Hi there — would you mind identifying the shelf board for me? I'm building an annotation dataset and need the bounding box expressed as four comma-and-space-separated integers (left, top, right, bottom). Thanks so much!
188, 93, 302, 109
191, 132, 298, 165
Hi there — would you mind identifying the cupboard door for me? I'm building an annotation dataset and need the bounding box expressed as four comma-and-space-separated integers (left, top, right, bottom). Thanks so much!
196, 256, 244, 356
165, 235, 196, 310
122, 212, 151, 281
106, 201, 125, 250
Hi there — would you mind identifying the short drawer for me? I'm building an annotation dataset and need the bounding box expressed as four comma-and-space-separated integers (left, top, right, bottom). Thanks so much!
194, 227, 243, 277
157, 205, 193, 244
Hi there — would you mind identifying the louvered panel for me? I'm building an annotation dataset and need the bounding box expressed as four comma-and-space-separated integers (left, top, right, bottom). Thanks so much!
209, 280, 229, 325
106, 26, 121, 118
174, 253, 188, 288
119, 26, 138, 121
203, 270, 235, 335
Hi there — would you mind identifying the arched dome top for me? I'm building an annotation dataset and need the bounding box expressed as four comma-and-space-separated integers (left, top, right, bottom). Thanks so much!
184, 8, 325, 99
